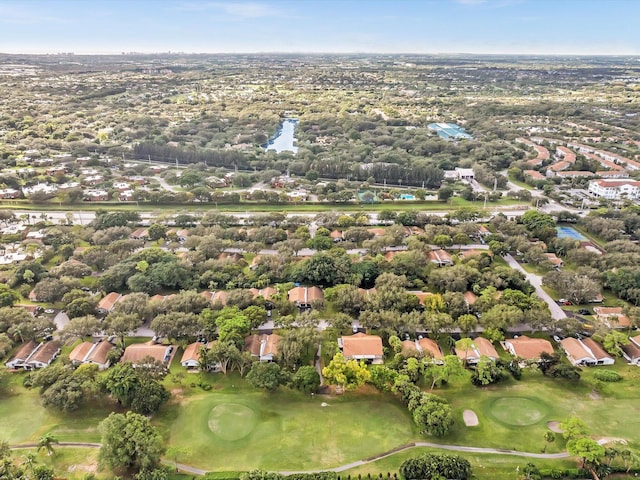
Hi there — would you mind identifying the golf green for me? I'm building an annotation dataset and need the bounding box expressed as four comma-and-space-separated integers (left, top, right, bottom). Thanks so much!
208, 403, 257, 441
489, 397, 549, 426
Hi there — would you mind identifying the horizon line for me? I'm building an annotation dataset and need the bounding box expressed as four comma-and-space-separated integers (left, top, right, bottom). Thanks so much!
1, 50, 639, 57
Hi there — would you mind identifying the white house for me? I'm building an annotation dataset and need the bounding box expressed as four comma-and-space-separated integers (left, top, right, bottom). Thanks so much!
588, 179, 640, 200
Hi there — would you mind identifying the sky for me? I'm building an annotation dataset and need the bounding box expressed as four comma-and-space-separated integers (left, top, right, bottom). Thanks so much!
1, 0, 639, 56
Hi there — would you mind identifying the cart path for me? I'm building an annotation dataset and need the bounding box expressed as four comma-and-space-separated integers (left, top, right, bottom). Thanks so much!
10, 439, 609, 476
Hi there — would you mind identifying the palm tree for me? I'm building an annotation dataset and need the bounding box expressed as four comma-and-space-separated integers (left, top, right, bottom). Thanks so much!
543, 430, 555, 453
37, 433, 58, 456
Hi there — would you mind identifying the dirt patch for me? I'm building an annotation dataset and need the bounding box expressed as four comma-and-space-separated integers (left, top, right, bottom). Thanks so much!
463, 409, 479, 427
170, 388, 188, 406
547, 421, 564, 433
589, 390, 602, 400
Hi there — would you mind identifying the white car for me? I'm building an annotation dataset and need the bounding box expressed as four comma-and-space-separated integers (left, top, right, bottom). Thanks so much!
44, 309, 55, 314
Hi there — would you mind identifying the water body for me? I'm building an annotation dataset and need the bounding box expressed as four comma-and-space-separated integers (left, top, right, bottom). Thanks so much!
265, 118, 298, 154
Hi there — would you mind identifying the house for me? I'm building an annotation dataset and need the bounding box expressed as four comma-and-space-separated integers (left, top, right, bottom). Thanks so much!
330, 230, 344, 242
129, 228, 149, 240
401, 339, 420, 356
555, 146, 577, 163
68, 340, 113, 370
5, 340, 38, 369
84, 189, 109, 201
581, 338, 614, 366
212, 291, 228, 306
288, 286, 324, 309
97, 292, 122, 314
0, 188, 20, 199
454, 167, 474, 181
120, 343, 175, 366
339, 333, 383, 364
593, 307, 631, 329
25, 341, 61, 370
504, 336, 554, 361
417, 337, 444, 363
524, 170, 545, 181
250, 287, 277, 306
454, 337, 499, 364
543, 253, 563, 269
560, 338, 598, 366
427, 249, 453, 267
181, 342, 205, 369
244, 334, 281, 362
463, 291, 478, 307
621, 336, 640, 365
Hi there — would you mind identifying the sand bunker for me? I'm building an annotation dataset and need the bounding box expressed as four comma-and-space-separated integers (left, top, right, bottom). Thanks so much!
463, 409, 479, 426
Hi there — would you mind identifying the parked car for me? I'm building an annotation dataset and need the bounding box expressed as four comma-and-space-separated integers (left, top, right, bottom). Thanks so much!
578, 308, 591, 315
558, 298, 572, 306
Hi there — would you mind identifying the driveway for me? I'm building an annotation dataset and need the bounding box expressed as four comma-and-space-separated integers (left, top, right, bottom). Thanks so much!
53, 310, 70, 331
503, 254, 566, 320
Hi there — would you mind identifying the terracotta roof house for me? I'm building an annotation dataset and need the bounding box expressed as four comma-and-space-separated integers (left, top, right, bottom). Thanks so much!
212, 291, 228, 306
504, 336, 554, 361
121, 343, 175, 365
622, 337, 640, 365
339, 333, 383, 364
560, 337, 614, 366
366, 228, 386, 238
68, 340, 113, 370
288, 286, 324, 309
524, 170, 546, 181
200, 291, 215, 302
454, 337, 499, 364
543, 253, 563, 268
460, 249, 489, 260
416, 337, 444, 362
593, 307, 631, 329
401, 339, 419, 356
97, 292, 122, 314
463, 291, 478, 306
181, 342, 206, 369
250, 286, 277, 300
25, 341, 61, 369
129, 228, 149, 240
428, 249, 453, 267
409, 291, 433, 306
330, 230, 344, 242
5, 340, 38, 369
244, 334, 281, 362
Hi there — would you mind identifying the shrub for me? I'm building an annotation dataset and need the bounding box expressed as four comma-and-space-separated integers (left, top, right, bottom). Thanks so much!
593, 369, 622, 382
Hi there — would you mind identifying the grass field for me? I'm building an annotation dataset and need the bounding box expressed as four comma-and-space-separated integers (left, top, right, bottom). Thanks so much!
161, 384, 415, 472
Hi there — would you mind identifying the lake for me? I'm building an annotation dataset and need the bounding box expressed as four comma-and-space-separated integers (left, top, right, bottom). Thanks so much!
265, 118, 298, 154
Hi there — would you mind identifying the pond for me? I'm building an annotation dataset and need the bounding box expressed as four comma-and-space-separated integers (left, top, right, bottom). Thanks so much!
265, 118, 298, 154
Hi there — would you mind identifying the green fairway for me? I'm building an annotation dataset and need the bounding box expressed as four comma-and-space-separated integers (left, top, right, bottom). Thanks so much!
165, 389, 415, 471
342, 446, 578, 480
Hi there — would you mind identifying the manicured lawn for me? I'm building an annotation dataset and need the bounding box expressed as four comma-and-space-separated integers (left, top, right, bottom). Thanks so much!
341, 446, 577, 480
161, 384, 416, 472
11, 447, 103, 479
436, 365, 640, 453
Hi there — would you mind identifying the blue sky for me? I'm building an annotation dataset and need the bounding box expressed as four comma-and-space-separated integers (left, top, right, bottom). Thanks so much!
1, 0, 638, 55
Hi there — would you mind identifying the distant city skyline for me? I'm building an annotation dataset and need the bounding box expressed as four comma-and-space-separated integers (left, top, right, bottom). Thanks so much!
1, 0, 639, 56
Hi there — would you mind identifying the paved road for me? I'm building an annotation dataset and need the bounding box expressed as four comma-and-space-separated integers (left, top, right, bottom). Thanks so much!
503, 254, 566, 320
53, 311, 70, 330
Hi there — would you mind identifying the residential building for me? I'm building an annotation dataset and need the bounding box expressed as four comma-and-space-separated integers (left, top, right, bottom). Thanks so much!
244, 334, 281, 362
593, 307, 632, 329
339, 333, 383, 364
454, 337, 499, 364
416, 337, 444, 363
5, 340, 39, 369
588, 179, 640, 200
504, 336, 554, 361
427, 249, 453, 267
120, 343, 175, 365
181, 342, 205, 369
97, 292, 122, 314
560, 338, 613, 366
524, 170, 545, 181
288, 286, 324, 309
68, 340, 113, 370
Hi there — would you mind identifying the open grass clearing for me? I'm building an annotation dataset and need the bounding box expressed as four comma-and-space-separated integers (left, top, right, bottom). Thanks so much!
162, 386, 415, 472
341, 446, 577, 480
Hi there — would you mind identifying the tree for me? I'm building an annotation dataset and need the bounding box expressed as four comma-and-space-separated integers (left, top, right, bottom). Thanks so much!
567, 437, 605, 479
560, 416, 589, 441
213, 308, 251, 348
150, 312, 201, 341
61, 315, 100, 340
400, 453, 472, 480
99, 411, 164, 473
602, 330, 629, 357
101, 361, 168, 414
427, 355, 466, 390
147, 223, 167, 241
322, 352, 371, 391
246, 362, 287, 391
166, 446, 191, 473
291, 365, 321, 393
37, 433, 58, 456
0, 284, 19, 307
103, 313, 139, 347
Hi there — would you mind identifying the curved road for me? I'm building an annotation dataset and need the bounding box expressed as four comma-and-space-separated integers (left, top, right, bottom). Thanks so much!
10, 439, 610, 476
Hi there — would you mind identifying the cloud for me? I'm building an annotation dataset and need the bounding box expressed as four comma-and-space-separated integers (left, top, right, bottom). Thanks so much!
176, 1, 279, 18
